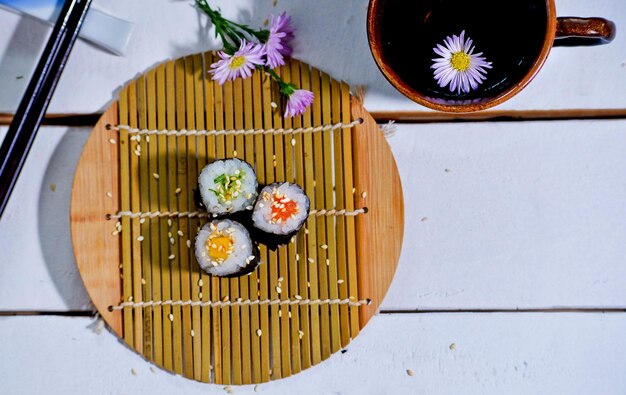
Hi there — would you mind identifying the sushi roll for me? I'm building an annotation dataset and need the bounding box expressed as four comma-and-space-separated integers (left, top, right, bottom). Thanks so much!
252, 182, 310, 237
194, 219, 258, 277
198, 159, 257, 215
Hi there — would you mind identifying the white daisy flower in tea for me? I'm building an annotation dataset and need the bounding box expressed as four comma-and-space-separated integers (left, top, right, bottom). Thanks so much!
431, 30, 492, 94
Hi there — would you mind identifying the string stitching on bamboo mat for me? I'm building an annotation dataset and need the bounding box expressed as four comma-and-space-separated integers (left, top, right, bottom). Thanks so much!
109, 297, 372, 311
106, 118, 363, 137
107, 208, 366, 220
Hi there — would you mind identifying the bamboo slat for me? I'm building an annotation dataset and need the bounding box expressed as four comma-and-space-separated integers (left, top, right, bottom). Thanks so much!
70, 52, 402, 385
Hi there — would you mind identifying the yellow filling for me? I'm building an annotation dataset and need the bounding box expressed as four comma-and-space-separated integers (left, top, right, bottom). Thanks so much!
450, 52, 471, 72
229, 56, 246, 69
206, 234, 234, 262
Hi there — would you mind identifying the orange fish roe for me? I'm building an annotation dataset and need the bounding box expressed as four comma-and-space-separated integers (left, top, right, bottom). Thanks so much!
270, 192, 299, 224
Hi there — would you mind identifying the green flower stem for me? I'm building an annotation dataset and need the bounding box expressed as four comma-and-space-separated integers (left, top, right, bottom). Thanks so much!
196, 0, 269, 54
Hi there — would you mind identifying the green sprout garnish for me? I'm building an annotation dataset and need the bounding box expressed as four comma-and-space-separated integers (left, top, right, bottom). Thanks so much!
209, 170, 245, 204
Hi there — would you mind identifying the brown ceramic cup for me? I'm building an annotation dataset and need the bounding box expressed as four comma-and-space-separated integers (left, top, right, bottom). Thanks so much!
367, 0, 616, 112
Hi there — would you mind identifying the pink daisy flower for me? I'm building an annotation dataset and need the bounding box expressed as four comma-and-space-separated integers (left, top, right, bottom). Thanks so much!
210, 39, 265, 85
263, 12, 296, 68
431, 30, 492, 94
284, 89, 314, 117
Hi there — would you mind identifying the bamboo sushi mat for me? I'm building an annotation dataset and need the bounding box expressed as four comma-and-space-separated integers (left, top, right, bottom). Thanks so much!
70, 52, 403, 385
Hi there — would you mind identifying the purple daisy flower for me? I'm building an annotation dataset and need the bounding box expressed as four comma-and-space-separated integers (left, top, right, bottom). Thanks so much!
431, 30, 493, 94
284, 89, 314, 117
210, 39, 265, 85
263, 12, 296, 68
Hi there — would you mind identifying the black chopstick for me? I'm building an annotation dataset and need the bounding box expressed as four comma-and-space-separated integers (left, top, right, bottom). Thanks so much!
0, 0, 92, 218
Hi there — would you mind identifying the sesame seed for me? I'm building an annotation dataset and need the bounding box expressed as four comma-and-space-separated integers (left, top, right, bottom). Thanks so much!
141, 278, 146, 285
246, 205, 253, 210
290, 236, 296, 244
449, 343, 456, 350
320, 244, 328, 250
326, 258, 330, 266
291, 138, 296, 146
278, 310, 282, 317
139, 218, 145, 224
152, 173, 160, 179
294, 294, 302, 300
222, 296, 229, 302
198, 279, 203, 287
131, 368, 137, 376
106, 192, 113, 198
109, 138, 116, 144
276, 286, 282, 294
145, 135, 150, 142
337, 279, 344, 284
167, 219, 172, 226
270, 102, 278, 109
256, 329, 262, 337
178, 230, 184, 237
128, 296, 133, 302
361, 191, 367, 198
295, 254, 300, 261
307, 258, 314, 264
111, 230, 119, 236
304, 228, 309, 234
406, 369, 415, 377
278, 277, 284, 282
169, 313, 174, 321
198, 292, 203, 298
233, 150, 238, 157
137, 236, 144, 242
175, 188, 182, 194
288, 311, 292, 318
187, 240, 191, 248
150, 367, 156, 373
298, 330, 304, 339
191, 330, 195, 337
169, 254, 175, 260
134, 150, 141, 156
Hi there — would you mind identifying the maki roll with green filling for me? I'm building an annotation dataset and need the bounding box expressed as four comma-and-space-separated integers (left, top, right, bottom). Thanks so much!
198, 159, 257, 216
252, 182, 310, 238
194, 219, 258, 277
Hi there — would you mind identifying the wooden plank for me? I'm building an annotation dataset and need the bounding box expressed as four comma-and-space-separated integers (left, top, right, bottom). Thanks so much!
320, 71, 341, 353
165, 60, 183, 375
137, 74, 153, 359
5, 314, 626, 394
331, 78, 349, 347
146, 66, 163, 367
291, 60, 311, 370
300, 63, 322, 365
127, 81, 144, 354
69, 104, 122, 335
341, 84, 359, 339
183, 55, 201, 381
155, 63, 173, 372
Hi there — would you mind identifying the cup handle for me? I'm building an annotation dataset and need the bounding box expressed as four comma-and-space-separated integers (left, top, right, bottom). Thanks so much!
555, 17, 616, 46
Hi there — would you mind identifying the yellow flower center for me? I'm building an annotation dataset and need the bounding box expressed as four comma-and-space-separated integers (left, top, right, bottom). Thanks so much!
450, 52, 471, 72
229, 55, 246, 69
206, 233, 234, 263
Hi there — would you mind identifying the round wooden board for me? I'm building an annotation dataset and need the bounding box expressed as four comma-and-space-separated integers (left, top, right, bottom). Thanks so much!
70, 53, 403, 384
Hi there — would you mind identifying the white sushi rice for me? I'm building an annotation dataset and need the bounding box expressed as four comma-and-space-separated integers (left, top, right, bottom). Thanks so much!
194, 219, 255, 277
198, 159, 257, 215
252, 182, 310, 235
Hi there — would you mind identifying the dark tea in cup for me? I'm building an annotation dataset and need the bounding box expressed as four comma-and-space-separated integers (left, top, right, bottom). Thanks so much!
367, 0, 616, 112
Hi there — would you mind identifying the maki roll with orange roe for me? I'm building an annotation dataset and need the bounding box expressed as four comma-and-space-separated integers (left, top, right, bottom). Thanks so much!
252, 182, 310, 236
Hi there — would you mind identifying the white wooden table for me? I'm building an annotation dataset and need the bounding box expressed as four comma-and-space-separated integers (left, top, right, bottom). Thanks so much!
1, 1, 625, 394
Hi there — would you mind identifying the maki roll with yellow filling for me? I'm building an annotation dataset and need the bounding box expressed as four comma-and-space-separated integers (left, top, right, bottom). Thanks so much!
252, 182, 310, 237
198, 159, 257, 216
194, 219, 258, 277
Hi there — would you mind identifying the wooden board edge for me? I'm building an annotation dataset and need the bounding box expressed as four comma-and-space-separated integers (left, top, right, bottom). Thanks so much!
351, 99, 404, 327
70, 103, 123, 336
